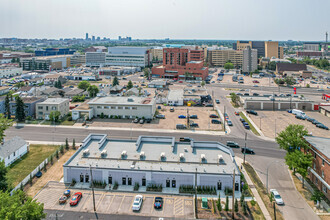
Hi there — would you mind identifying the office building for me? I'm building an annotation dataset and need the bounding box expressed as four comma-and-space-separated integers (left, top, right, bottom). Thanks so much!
20, 55, 71, 71
208, 49, 243, 67
85, 33, 89, 40
85, 46, 107, 53
152, 47, 208, 80
303, 43, 321, 51
150, 47, 164, 61
35, 48, 75, 57
63, 134, 241, 192
303, 136, 330, 200
234, 41, 282, 58
92, 36, 95, 41
242, 47, 258, 73
69, 54, 86, 67
106, 47, 151, 67
265, 41, 283, 59
85, 52, 106, 67
36, 98, 70, 120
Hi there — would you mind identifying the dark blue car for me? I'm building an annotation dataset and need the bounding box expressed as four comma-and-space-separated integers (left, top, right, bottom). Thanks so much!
154, 197, 163, 209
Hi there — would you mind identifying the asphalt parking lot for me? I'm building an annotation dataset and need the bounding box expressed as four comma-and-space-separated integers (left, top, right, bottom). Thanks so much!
248, 111, 330, 138
35, 182, 194, 218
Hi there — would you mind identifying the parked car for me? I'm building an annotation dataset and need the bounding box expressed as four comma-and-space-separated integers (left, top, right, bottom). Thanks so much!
234, 111, 240, 116
209, 114, 219, 118
287, 109, 292, 113
252, 93, 259, 96
180, 137, 192, 142
316, 123, 329, 130
227, 141, 239, 148
154, 197, 163, 209
205, 103, 213, 107
243, 122, 250, 129
224, 113, 228, 117
157, 106, 162, 109
295, 115, 306, 120
190, 123, 199, 127
156, 114, 165, 119
253, 85, 259, 87
244, 93, 249, 96
133, 118, 139, 123
70, 192, 82, 206
270, 189, 284, 205
312, 120, 320, 125
227, 120, 233, 126
146, 119, 152, 123
170, 107, 174, 112
59, 195, 69, 204
240, 118, 245, 122
246, 110, 258, 115
306, 117, 315, 122
178, 115, 186, 119
241, 147, 255, 154
132, 195, 143, 211
211, 119, 221, 124
139, 119, 145, 124
176, 124, 187, 129
252, 80, 260, 83
189, 115, 198, 119
215, 99, 220, 104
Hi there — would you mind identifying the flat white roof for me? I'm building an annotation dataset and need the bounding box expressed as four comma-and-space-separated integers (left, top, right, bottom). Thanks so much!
88, 96, 154, 106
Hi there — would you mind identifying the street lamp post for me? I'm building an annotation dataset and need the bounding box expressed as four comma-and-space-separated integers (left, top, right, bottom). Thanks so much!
89, 164, 96, 212
243, 132, 247, 164
266, 160, 279, 193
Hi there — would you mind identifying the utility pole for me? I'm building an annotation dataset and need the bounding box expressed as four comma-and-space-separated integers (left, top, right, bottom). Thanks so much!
187, 108, 190, 129
273, 202, 277, 220
232, 169, 235, 219
223, 105, 226, 133
212, 90, 215, 111
89, 164, 96, 212
195, 168, 198, 219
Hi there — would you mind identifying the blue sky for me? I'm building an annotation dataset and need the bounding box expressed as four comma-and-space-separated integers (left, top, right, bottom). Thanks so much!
1, 0, 329, 41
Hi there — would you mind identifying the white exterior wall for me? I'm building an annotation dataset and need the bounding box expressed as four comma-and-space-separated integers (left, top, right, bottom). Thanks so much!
0, 67, 23, 78
2, 143, 29, 167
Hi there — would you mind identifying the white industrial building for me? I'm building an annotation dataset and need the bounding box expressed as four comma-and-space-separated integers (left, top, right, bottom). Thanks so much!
167, 90, 184, 106
63, 134, 241, 192
72, 96, 156, 120
86, 52, 106, 67
106, 47, 151, 67
0, 66, 23, 78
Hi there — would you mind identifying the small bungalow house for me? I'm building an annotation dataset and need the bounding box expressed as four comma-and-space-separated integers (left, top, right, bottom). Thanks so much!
0, 136, 29, 167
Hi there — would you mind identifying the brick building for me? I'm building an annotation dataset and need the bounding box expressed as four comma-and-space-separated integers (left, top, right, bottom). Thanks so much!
151, 47, 208, 80
303, 136, 330, 200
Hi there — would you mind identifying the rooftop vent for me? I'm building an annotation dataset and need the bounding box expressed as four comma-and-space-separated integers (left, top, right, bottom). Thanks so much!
201, 154, 206, 163
130, 164, 135, 169
218, 154, 223, 162
160, 152, 166, 160
184, 148, 188, 152
101, 150, 107, 157
140, 151, 145, 159
83, 149, 90, 157
127, 98, 134, 102
180, 153, 185, 162
121, 150, 127, 158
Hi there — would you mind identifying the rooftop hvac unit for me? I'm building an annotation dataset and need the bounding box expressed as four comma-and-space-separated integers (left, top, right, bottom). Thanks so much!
101, 150, 107, 156
140, 151, 145, 159
161, 152, 166, 158
180, 153, 184, 159
83, 149, 90, 156
184, 148, 188, 152
201, 154, 206, 160
218, 154, 223, 162
121, 150, 127, 158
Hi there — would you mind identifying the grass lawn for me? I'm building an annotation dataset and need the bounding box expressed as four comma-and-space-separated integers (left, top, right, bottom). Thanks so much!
239, 112, 260, 136
25, 120, 42, 124
7, 144, 58, 187
243, 163, 284, 220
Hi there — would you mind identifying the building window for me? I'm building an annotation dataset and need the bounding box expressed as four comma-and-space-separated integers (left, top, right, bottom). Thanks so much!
315, 178, 318, 185
52, 106, 56, 110
13, 152, 15, 157
313, 163, 316, 170
118, 107, 123, 109
104, 106, 110, 109
46, 106, 48, 111
8, 155, 10, 159
322, 185, 327, 193
124, 107, 129, 110
111, 106, 116, 109
38, 106, 43, 110
132, 107, 137, 110
314, 153, 316, 159
322, 171, 324, 178
97, 106, 101, 109
322, 159, 325, 166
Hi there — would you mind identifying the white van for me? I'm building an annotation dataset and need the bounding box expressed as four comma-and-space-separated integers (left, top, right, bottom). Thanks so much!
292, 109, 306, 116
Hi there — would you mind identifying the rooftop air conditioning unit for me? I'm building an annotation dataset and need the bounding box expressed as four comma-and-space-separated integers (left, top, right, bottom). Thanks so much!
218, 154, 223, 162
184, 148, 188, 152
121, 150, 127, 158
101, 150, 107, 157
83, 149, 90, 157
201, 154, 206, 160
161, 152, 166, 158
180, 153, 184, 160
140, 151, 145, 159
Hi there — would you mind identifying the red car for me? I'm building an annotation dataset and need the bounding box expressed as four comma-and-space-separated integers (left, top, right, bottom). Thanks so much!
234, 111, 240, 116
70, 192, 82, 206
252, 80, 259, 83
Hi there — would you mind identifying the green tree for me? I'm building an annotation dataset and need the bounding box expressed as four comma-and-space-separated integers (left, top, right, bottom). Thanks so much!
234, 198, 238, 212
87, 85, 99, 97
224, 62, 234, 70
143, 68, 150, 79
72, 138, 76, 150
5, 94, 11, 119
285, 150, 300, 174
0, 114, 13, 143
57, 80, 62, 88
275, 124, 309, 153
230, 92, 240, 106
216, 192, 222, 211
65, 138, 69, 150
49, 111, 61, 122
78, 81, 91, 90
15, 82, 25, 89
240, 193, 245, 207
296, 151, 313, 188
0, 190, 46, 219
285, 76, 296, 86
306, 84, 310, 88
225, 196, 229, 211
0, 160, 8, 192
127, 80, 133, 90
15, 96, 26, 122
266, 61, 276, 71
54, 81, 58, 88
55, 150, 59, 159
112, 76, 119, 86
201, 81, 206, 87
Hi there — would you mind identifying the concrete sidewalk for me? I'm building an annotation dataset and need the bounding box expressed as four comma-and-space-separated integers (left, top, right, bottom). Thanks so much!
236, 157, 272, 220
15, 123, 226, 136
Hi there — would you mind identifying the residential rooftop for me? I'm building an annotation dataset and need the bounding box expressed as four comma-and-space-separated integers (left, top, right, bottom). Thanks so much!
38, 98, 69, 105
64, 134, 239, 175
0, 136, 27, 159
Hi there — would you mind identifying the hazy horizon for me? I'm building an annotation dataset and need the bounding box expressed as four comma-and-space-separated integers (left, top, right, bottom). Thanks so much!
1, 0, 329, 41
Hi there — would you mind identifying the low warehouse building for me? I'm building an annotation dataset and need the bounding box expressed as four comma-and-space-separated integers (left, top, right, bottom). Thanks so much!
241, 96, 314, 111
63, 134, 241, 192
320, 106, 330, 118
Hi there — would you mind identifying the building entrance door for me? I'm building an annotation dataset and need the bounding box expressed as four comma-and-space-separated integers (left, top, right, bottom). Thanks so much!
217, 181, 222, 190
166, 180, 170, 187
128, 178, 132, 185
122, 177, 126, 185
172, 180, 176, 188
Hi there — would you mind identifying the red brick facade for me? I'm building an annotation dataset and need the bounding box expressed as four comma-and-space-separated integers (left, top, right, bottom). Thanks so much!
304, 139, 330, 200
151, 47, 208, 80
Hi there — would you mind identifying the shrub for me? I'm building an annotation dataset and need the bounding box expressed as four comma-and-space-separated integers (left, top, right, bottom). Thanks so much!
55, 150, 59, 159
134, 182, 140, 191
146, 184, 163, 192
72, 139, 76, 150
29, 174, 32, 186
70, 178, 76, 187
67, 116, 72, 121
65, 138, 69, 150
100, 113, 104, 119
110, 115, 113, 119
91, 180, 107, 189
243, 201, 248, 215
250, 199, 256, 206
234, 199, 238, 212
59, 145, 64, 154
225, 196, 229, 211
20, 183, 24, 191
26, 116, 32, 121
217, 192, 222, 211
50, 154, 53, 165
113, 181, 119, 190
224, 187, 233, 195
240, 193, 245, 207
44, 161, 47, 172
